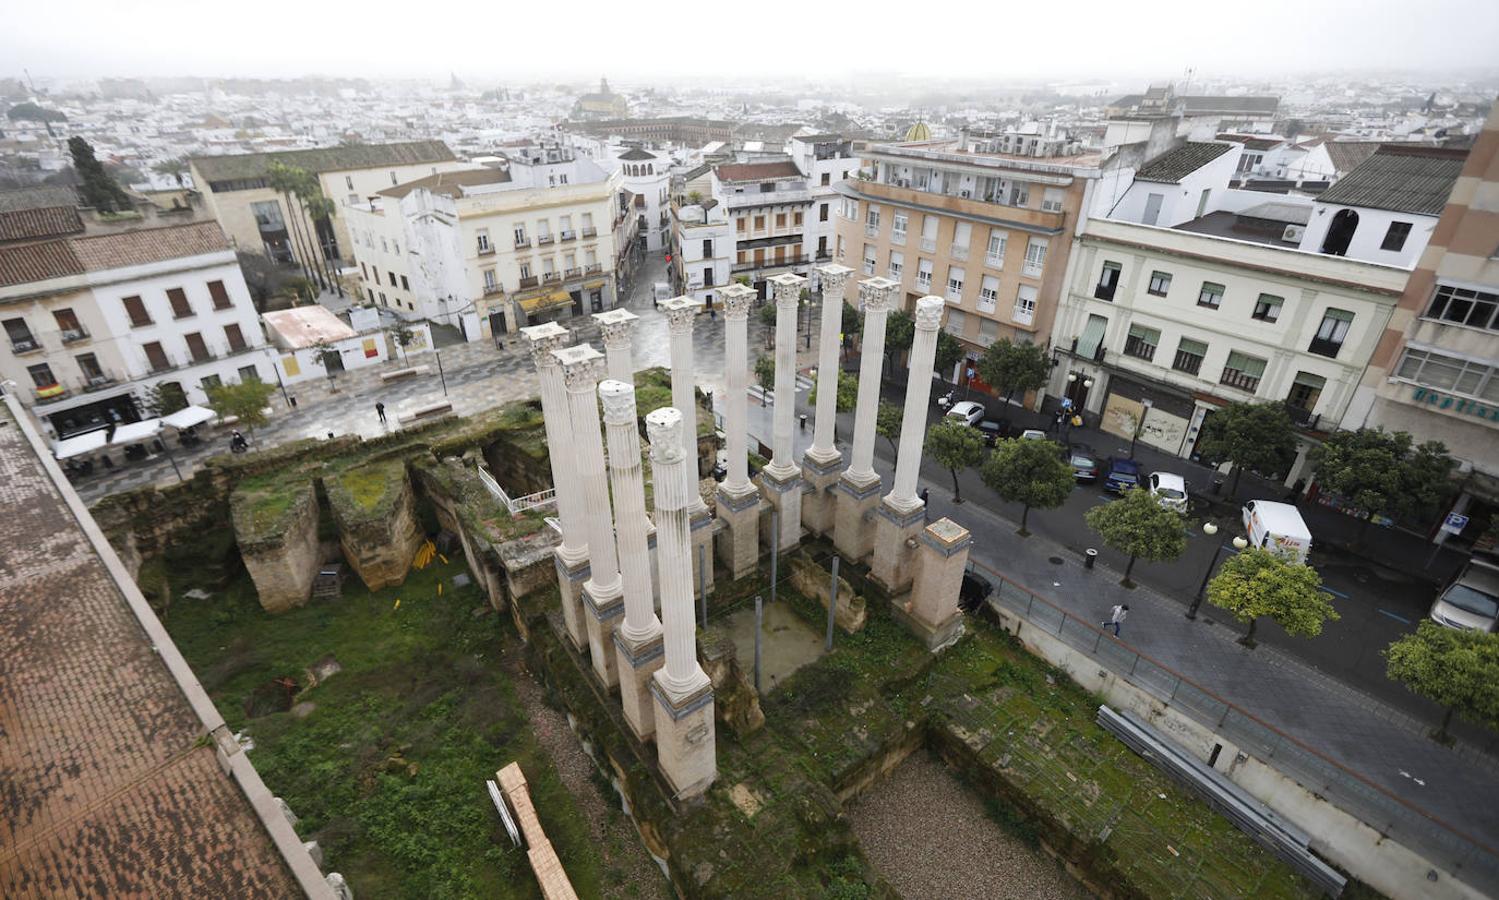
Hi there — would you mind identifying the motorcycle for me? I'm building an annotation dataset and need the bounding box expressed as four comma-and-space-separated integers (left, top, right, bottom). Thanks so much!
230, 431, 249, 454
935, 387, 957, 410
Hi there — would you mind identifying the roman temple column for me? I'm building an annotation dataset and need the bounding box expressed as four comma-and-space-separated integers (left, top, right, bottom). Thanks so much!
759, 272, 807, 552
832, 276, 897, 562
714, 283, 761, 579
522, 323, 588, 651
601, 379, 665, 740
593, 308, 638, 384
658, 296, 715, 595
647, 407, 716, 799
555, 344, 624, 688
871, 295, 945, 594
801, 263, 853, 535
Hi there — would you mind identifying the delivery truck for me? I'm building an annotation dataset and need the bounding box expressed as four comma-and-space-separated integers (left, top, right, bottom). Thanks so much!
1241, 500, 1312, 564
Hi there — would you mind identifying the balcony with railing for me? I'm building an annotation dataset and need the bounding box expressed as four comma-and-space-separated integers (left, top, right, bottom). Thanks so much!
865, 223, 880, 238
916, 273, 932, 290
514, 236, 531, 249
542, 271, 561, 284
1219, 366, 1261, 393
846, 178, 1068, 233
581, 226, 597, 238
9, 335, 42, 355
1094, 281, 1117, 301
60, 326, 90, 345
537, 234, 555, 246
518, 275, 539, 289
724, 185, 811, 210
1307, 337, 1343, 359
731, 253, 812, 274
891, 229, 907, 246
564, 267, 582, 279
483, 281, 504, 297
559, 230, 576, 242
584, 263, 603, 275
920, 237, 936, 252
1286, 404, 1321, 431
950, 243, 969, 261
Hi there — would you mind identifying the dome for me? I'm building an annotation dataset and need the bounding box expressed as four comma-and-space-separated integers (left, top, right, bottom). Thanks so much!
904, 121, 932, 141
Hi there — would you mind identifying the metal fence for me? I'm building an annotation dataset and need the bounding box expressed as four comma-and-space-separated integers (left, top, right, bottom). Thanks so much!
976, 562, 1499, 896
476, 465, 557, 517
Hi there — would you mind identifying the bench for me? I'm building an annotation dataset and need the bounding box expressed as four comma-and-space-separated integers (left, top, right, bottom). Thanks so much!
397, 400, 454, 425
379, 364, 432, 383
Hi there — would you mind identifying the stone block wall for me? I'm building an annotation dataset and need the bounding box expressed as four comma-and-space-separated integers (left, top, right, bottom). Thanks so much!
232, 481, 321, 614
324, 462, 423, 592
788, 554, 866, 633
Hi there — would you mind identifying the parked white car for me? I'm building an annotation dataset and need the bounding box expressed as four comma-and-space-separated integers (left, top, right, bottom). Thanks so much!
1018, 429, 1047, 441
946, 401, 986, 426
1149, 472, 1188, 513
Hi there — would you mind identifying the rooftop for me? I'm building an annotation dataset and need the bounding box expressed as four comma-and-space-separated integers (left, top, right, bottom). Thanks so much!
1134, 141, 1234, 183
617, 148, 656, 161
0, 204, 84, 243
715, 160, 802, 182
191, 140, 455, 184
0, 398, 304, 896
378, 167, 511, 199
1174, 210, 1304, 248
263, 305, 357, 348
1316, 145, 1467, 216
1112, 94, 1280, 115
0, 185, 79, 213
1217, 132, 1284, 152
0, 220, 230, 288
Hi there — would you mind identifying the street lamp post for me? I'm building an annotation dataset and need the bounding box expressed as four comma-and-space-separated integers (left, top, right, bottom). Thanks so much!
1188, 522, 1249, 619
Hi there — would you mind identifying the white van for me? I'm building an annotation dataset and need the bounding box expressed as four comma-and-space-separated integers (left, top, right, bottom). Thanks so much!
653, 282, 672, 304
1241, 500, 1312, 564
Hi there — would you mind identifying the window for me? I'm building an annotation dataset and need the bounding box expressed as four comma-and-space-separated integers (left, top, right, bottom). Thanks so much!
53, 308, 84, 342
1147, 271, 1172, 297
1381, 221, 1412, 252
1309, 308, 1353, 357
888, 251, 904, 281
249, 200, 284, 230
917, 258, 933, 290
945, 308, 966, 337
381, 238, 388, 253
77, 353, 104, 383
390, 171, 398, 186
1013, 285, 1037, 326
793, 210, 803, 227
1287, 371, 1326, 415
513, 224, 528, 246
167, 288, 192, 319
1123, 323, 1160, 361
200, 374, 221, 390
1197, 282, 1225, 309
361, 262, 368, 279
1077, 314, 1109, 359
1397, 348, 1499, 401
1041, 187, 1064, 212
819, 203, 829, 222
1022, 238, 1047, 277
123, 295, 153, 327
483, 269, 498, 292
1172, 338, 1207, 375
143, 341, 170, 372
477, 229, 492, 253
978, 275, 999, 313
946, 266, 965, 301
1008, 182, 1030, 207
753, 215, 765, 230
986, 231, 1007, 268
582, 212, 594, 232
5, 317, 36, 352
345, 175, 353, 190
776, 213, 787, 228
951, 222, 972, 255
207, 280, 232, 310
239, 364, 260, 382
379, 292, 387, 304
1221, 351, 1267, 392
185, 332, 210, 363
388, 271, 397, 287
1426, 282, 1499, 332
702, 239, 713, 258
27, 362, 56, 389
865, 206, 880, 236
921, 215, 938, 251
1252, 293, 1283, 323
737, 217, 748, 233
978, 318, 1000, 345
863, 243, 877, 275
1095, 262, 1121, 300
224, 323, 247, 351
890, 213, 907, 245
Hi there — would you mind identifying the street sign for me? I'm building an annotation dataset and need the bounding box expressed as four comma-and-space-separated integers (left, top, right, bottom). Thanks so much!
1441, 512, 1470, 535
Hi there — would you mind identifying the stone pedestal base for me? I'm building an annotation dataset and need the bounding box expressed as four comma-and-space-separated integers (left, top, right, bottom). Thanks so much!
583, 584, 625, 689
554, 551, 590, 652
614, 628, 665, 741
870, 498, 926, 594
889, 597, 966, 651
758, 465, 803, 552
715, 485, 761, 580
800, 448, 843, 537
690, 509, 715, 597
897, 518, 972, 652
833, 472, 882, 563
650, 676, 717, 800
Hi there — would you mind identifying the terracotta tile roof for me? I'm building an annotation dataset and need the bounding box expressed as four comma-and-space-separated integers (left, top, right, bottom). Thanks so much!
1135, 141, 1234, 184
1323, 141, 1387, 174
192, 140, 455, 184
1317, 145, 1467, 216
0, 205, 84, 242
0, 185, 79, 213
715, 160, 802, 182
0, 221, 230, 287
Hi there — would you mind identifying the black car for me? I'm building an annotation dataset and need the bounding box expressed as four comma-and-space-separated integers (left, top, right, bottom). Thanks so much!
1068, 446, 1099, 482
958, 567, 994, 612
975, 418, 1010, 446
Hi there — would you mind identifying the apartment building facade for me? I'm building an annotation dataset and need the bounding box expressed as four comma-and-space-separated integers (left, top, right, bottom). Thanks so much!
716, 159, 815, 292
344, 144, 621, 340
190, 140, 458, 268
0, 202, 268, 439
1344, 104, 1499, 553
669, 200, 734, 307
1051, 218, 1407, 475
833, 138, 1097, 386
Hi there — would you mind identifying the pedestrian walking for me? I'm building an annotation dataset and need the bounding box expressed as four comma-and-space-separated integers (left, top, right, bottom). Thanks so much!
918, 487, 930, 522
376, 402, 387, 425
1101, 603, 1129, 636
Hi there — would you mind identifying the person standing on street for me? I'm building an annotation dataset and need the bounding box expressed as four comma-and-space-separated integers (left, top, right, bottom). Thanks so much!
1102, 604, 1129, 636
376, 402, 387, 425
918, 487, 931, 523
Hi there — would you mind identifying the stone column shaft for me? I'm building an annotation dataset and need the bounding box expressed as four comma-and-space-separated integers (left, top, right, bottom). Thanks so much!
647, 408, 709, 695
602, 380, 659, 640
809, 265, 853, 459
594, 308, 638, 385
523, 325, 587, 558
721, 288, 753, 493
889, 296, 947, 508
767, 274, 805, 475
847, 278, 897, 480
659, 297, 706, 513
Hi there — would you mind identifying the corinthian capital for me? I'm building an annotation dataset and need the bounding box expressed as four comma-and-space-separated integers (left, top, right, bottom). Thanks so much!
554, 344, 606, 393
718, 283, 755, 319
857, 276, 898, 313
659, 296, 697, 335
768, 272, 807, 309
914, 295, 945, 331
645, 407, 684, 462
593, 308, 638, 350
816, 263, 854, 297
599, 378, 637, 426
521, 321, 570, 368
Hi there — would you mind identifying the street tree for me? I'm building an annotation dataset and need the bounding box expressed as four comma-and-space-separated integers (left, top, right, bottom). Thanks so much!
1194, 401, 1297, 498
876, 401, 902, 454
926, 419, 986, 503
390, 322, 417, 362
1309, 428, 1455, 543
808, 369, 857, 443
206, 380, 276, 440
1085, 486, 1187, 586
841, 300, 862, 345
982, 436, 1074, 532
753, 354, 776, 404
977, 339, 1049, 409
152, 157, 189, 186
312, 340, 343, 391
68, 137, 132, 212
1385, 621, 1499, 743
1207, 546, 1337, 648
267, 161, 323, 289
141, 382, 189, 417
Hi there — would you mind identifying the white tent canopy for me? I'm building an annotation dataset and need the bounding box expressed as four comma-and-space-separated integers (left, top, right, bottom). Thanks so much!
54, 429, 108, 460
110, 418, 163, 446
162, 405, 215, 429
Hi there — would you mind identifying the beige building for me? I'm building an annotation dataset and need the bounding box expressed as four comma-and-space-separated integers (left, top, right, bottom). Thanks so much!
189, 141, 458, 269
833, 137, 1098, 388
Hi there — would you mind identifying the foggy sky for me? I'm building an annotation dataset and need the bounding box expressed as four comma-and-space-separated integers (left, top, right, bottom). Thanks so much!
5, 0, 1498, 85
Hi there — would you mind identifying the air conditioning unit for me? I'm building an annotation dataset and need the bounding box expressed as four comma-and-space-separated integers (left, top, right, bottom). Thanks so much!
1282, 224, 1305, 242
959, 190, 971, 199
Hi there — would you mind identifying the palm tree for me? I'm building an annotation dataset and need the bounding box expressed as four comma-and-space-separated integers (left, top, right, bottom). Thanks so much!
266, 162, 321, 291
291, 169, 340, 296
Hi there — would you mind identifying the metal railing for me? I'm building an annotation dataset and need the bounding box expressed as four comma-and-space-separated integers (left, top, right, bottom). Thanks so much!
979, 561, 1499, 896
477, 464, 556, 516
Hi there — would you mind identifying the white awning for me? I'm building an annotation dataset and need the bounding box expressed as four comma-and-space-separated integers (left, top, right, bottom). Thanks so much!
110, 418, 163, 446
54, 429, 108, 460
162, 405, 215, 429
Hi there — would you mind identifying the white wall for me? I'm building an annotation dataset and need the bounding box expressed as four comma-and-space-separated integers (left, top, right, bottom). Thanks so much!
1110, 145, 1242, 228
268, 331, 388, 386
1298, 202, 1436, 268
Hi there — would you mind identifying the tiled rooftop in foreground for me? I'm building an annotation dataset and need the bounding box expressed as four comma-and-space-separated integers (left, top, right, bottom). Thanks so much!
0, 395, 321, 897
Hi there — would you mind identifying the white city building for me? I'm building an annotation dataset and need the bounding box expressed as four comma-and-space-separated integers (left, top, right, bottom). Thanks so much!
670, 201, 733, 307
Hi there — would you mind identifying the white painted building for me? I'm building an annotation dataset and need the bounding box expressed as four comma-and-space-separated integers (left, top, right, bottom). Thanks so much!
670, 202, 733, 307
616, 147, 672, 252
787, 134, 861, 284
262, 305, 389, 386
